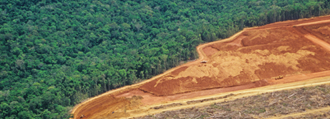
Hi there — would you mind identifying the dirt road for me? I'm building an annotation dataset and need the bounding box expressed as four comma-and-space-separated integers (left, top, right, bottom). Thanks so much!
71, 15, 330, 119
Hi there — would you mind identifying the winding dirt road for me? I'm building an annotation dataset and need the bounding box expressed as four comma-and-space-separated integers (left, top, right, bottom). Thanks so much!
71, 15, 330, 119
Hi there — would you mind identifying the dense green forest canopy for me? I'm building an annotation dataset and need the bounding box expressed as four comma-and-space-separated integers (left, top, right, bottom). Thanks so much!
1, 0, 330, 118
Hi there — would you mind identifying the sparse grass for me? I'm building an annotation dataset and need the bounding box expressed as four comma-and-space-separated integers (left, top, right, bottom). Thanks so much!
210, 103, 220, 109
172, 115, 179, 119
221, 106, 231, 111
282, 103, 288, 106
258, 108, 266, 113
198, 114, 207, 119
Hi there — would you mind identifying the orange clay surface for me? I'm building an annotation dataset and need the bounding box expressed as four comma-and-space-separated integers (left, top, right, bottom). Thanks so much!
71, 16, 330, 119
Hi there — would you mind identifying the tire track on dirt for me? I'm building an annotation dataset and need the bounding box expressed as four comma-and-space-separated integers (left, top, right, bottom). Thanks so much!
304, 34, 330, 51
294, 26, 330, 52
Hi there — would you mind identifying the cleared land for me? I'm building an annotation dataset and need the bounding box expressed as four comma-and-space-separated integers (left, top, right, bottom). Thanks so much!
71, 16, 330, 119
136, 82, 330, 119
140, 26, 330, 96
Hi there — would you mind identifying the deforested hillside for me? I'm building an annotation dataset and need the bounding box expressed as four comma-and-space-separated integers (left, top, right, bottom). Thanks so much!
71, 16, 330, 119
1, 0, 330, 118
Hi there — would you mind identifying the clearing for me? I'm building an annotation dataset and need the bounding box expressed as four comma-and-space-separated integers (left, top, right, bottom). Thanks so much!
70, 15, 330, 119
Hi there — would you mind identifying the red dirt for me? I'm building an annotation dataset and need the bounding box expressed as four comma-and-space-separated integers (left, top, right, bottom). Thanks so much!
73, 95, 130, 119
139, 22, 330, 96
71, 15, 330, 119
203, 47, 218, 57
304, 24, 330, 44
171, 66, 189, 75
116, 83, 257, 106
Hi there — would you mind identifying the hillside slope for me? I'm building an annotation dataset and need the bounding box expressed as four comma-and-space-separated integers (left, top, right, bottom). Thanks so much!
71, 16, 330, 119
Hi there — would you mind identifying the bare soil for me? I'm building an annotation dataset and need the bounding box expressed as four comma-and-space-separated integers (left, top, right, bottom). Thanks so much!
139, 22, 330, 96
71, 15, 330, 119
304, 23, 330, 45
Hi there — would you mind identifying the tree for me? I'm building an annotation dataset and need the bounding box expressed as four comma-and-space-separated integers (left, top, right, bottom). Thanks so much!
160, 54, 168, 70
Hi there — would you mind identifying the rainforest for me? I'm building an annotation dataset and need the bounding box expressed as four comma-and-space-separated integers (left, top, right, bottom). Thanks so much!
1, 0, 330, 118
